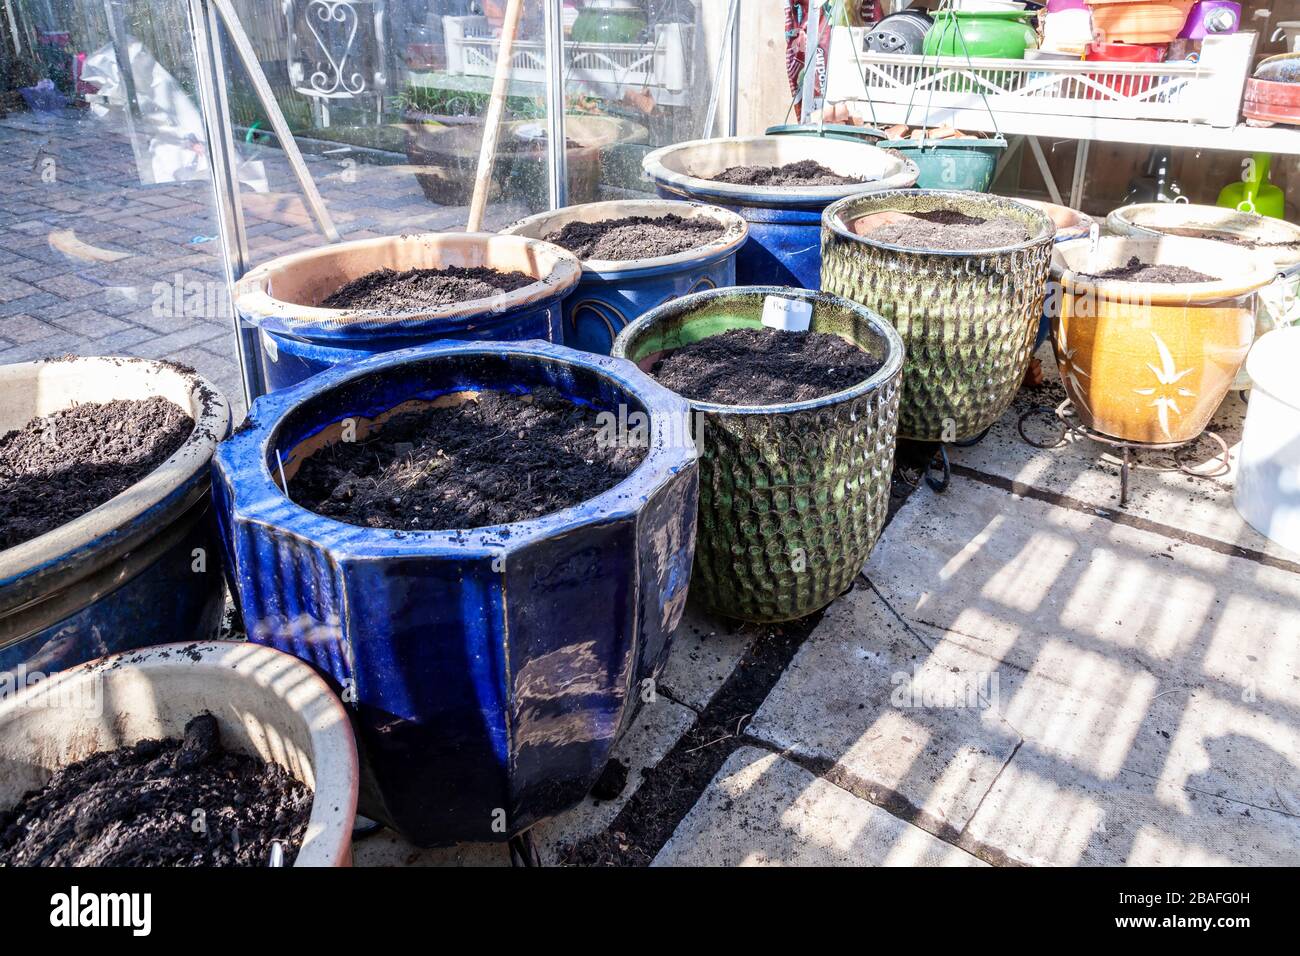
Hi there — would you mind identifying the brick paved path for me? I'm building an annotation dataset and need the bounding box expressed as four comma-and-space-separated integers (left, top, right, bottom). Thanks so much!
0, 109, 534, 417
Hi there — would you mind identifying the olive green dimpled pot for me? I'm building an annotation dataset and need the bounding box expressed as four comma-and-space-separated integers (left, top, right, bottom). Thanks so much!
821, 189, 1054, 442
612, 286, 904, 623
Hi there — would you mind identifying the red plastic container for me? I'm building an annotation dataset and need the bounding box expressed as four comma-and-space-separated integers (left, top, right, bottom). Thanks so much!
1085, 41, 1167, 98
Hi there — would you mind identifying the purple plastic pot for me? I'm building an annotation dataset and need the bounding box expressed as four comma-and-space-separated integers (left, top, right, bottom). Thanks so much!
1178, 0, 1240, 38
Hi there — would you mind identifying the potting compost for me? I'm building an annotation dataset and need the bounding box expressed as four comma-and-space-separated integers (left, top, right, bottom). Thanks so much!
650, 327, 882, 405
290, 387, 646, 530
0, 713, 312, 867
320, 265, 535, 312
710, 159, 861, 187
544, 214, 728, 260
862, 209, 1031, 251
0, 396, 193, 551
1079, 255, 1219, 284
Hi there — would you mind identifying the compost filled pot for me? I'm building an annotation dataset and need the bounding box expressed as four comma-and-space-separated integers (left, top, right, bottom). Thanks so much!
502, 199, 749, 355
641, 135, 918, 289
821, 189, 1054, 442
234, 232, 581, 391
1050, 235, 1275, 443
212, 340, 698, 845
1107, 202, 1300, 377
0, 642, 358, 866
0, 358, 230, 676
611, 286, 904, 624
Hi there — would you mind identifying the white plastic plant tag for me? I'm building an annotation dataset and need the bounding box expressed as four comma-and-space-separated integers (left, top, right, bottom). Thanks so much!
261, 328, 279, 363
1088, 221, 1101, 255
761, 295, 812, 332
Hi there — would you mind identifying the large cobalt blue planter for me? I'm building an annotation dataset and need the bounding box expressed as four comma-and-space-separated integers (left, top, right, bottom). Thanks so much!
0, 358, 231, 676
642, 135, 917, 289
235, 232, 581, 391
212, 340, 699, 846
501, 199, 749, 355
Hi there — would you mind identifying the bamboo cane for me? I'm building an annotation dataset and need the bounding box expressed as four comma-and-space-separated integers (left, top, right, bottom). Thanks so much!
467, 0, 526, 232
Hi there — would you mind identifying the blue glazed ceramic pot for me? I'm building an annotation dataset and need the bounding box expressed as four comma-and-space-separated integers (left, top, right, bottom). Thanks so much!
212, 340, 699, 846
642, 135, 918, 289
502, 199, 749, 355
235, 232, 581, 391
0, 358, 231, 676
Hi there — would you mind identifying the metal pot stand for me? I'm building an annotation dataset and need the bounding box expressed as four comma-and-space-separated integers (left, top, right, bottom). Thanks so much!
1017, 399, 1231, 508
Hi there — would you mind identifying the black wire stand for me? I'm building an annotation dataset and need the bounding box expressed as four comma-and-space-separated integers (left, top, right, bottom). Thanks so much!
1017, 400, 1231, 508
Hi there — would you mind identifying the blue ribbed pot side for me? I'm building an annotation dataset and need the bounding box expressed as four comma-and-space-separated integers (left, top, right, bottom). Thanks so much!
212, 340, 698, 846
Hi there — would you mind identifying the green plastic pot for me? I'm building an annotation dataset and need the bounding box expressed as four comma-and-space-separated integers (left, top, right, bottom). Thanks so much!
923, 10, 1039, 59
879, 137, 1007, 192
611, 286, 904, 624
821, 189, 1054, 442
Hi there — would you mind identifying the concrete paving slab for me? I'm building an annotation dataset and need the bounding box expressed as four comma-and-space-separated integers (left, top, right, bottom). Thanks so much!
651, 747, 985, 866
963, 742, 1300, 866
951, 344, 1296, 562
657, 604, 755, 713
746, 592, 1021, 834
862, 478, 1300, 863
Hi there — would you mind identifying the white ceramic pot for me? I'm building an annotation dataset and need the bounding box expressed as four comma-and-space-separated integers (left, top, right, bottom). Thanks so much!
0, 641, 359, 866
0, 358, 231, 672
1235, 326, 1300, 554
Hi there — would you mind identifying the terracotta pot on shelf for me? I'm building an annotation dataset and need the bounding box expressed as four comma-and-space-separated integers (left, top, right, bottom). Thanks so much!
1050, 235, 1275, 444
1087, 0, 1196, 45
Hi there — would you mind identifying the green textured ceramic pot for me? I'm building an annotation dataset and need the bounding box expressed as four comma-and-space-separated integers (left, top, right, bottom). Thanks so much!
821, 189, 1054, 442
611, 286, 904, 623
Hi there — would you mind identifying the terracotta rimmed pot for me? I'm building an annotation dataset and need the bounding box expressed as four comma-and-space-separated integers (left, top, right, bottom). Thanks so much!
501, 199, 749, 355
0, 357, 230, 677
821, 189, 1055, 442
234, 232, 581, 391
212, 340, 698, 846
641, 135, 919, 289
1050, 235, 1275, 444
612, 286, 904, 624
0, 641, 358, 866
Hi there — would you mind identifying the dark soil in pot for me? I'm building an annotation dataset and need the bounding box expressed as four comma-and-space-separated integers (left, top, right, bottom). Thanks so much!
0, 397, 193, 551
544, 214, 727, 261
290, 388, 646, 530
0, 713, 312, 867
320, 265, 535, 312
1079, 255, 1219, 284
709, 159, 861, 187
860, 209, 1030, 251
649, 328, 882, 405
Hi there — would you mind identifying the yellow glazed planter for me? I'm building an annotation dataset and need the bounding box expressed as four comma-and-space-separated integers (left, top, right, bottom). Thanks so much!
1051, 235, 1275, 444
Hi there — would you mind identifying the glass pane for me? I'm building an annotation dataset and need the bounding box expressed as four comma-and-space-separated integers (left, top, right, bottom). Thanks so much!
557, 0, 720, 202
0, 0, 246, 413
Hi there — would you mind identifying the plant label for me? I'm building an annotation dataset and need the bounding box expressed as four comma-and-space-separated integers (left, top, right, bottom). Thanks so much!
761, 296, 812, 332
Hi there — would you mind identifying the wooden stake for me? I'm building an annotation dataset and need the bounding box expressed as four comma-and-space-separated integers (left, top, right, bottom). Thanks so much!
466, 0, 525, 233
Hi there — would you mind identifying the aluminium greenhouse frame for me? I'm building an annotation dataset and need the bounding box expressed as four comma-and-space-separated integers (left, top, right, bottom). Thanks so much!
184, 0, 744, 407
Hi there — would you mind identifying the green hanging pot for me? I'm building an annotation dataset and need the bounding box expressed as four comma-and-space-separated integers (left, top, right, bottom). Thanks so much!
923, 10, 1039, 59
